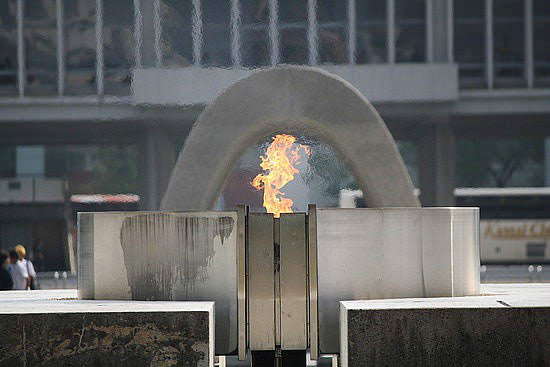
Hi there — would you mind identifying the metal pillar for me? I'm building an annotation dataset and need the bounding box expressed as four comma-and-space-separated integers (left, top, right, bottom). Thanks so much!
418, 123, 456, 206
138, 128, 176, 210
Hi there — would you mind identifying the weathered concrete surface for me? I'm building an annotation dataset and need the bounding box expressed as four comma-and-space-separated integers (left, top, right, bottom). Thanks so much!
77, 211, 239, 355
161, 66, 419, 211
0, 298, 214, 367
340, 284, 550, 367
316, 207, 480, 354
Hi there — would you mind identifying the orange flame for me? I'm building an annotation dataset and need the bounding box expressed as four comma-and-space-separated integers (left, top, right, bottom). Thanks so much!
251, 134, 310, 218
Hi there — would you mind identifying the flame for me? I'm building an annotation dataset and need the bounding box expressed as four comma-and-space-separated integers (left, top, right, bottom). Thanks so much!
251, 134, 310, 218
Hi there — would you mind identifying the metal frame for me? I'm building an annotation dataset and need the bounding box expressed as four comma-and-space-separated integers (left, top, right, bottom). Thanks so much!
525, 0, 534, 88
16, 0, 24, 97
279, 213, 308, 350
426, 0, 434, 63
307, 0, 318, 65
269, 0, 280, 65
96, 0, 104, 96
447, 0, 454, 63
192, 0, 202, 66
485, 0, 494, 89
247, 213, 276, 351
347, 0, 356, 65
307, 204, 319, 359
133, 0, 143, 69
387, 0, 395, 64
56, 0, 64, 96
236, 205, 247, 360
230, 0, 241, 67
153, 0, 162, 67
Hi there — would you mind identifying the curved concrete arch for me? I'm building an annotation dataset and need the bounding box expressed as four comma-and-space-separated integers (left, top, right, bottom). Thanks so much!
161, 66, 420, 210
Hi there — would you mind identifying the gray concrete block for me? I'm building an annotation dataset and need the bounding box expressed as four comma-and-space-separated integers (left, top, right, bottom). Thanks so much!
0, 297, 214, 367
77, 211, 240, 355
340, 284, 550, 367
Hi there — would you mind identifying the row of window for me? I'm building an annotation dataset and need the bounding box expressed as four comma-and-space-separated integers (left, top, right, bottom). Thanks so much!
0, 0, 134, 96
0, 0, 549, 97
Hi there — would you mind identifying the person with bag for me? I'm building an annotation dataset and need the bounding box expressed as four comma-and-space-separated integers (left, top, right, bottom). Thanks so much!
14, 244, 38, 290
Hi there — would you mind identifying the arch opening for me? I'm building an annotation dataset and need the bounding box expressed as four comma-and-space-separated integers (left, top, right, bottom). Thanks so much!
214, 132, 363, 214
161, 66, 419, 211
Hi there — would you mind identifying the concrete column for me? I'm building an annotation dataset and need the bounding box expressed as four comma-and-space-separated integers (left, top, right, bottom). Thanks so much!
431, 0, 453, 63
138, 128, 176, 210
545, 137, 550, 187
138, 0, 157, 67
418, 123, 456, 206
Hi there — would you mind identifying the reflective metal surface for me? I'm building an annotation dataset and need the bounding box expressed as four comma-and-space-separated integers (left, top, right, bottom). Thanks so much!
236, 206, 247, 360
307, 205, 319, 360
279, 213, 308, 350
247, 213, 275, 350
78, 211, 239, 355
315, 208, 480, 353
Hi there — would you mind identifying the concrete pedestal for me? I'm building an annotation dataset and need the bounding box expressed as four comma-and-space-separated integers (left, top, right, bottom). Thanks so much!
340, 284, 550, 367
0, 291, 214, 367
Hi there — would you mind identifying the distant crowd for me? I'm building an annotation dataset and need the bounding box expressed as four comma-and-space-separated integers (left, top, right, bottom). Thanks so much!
0, 245, 37, 291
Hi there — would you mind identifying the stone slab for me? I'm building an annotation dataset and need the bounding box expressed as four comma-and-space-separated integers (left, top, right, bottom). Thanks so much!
0, 294, 214, 367
340, 284, 550, 367
78, 211, 239, 355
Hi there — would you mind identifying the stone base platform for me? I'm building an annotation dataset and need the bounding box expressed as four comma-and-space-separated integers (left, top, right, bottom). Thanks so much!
0, 290, 214, 367
340, 284, 550, 367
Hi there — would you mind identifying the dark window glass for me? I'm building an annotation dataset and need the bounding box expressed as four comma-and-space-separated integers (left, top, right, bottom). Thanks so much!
202, 0, 231, 66
104, 0, 134, 95
494, 0, 524, 87
534, 0, 550, 86
64, 0, 96, 95
0, 0, 17, 95
161, 0, 193, 67
241, 0, 270, 67
395, 0, 425, 62
356, 0, 387, 64
454, 0, 485, 88
279, 0, 307, 64
318, 0, 348, 64
0, 146, 16, 177
25, 0, 57, 96
457, 139, 544, 188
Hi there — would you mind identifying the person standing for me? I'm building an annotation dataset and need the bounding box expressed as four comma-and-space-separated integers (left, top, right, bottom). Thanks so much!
0, 250, 13, 290
15, 244, 37, 290
8, 248, 28, 290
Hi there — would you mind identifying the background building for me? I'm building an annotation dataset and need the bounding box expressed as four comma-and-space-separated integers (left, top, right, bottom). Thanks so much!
1, 0, 550, 269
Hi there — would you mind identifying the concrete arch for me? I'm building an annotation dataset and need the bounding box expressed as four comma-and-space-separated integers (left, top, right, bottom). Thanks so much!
161, 66, 419, 210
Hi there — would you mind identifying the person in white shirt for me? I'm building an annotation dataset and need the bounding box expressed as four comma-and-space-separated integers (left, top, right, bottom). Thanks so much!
8, 249, 28, 290
15, 244, 36, 290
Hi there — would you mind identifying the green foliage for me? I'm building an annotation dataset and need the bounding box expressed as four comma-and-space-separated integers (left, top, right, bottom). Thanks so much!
87, 145, 138, 194
456, 139, 545, 187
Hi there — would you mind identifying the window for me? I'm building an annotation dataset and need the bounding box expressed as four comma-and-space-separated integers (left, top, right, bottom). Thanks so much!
0, 0, 17, 95
25, 0, 57, 96
279, 0, 308, 64
318, 0, 348, 64
356, 0, 387, 64
395, 0, 425, 62
241, 0, 270, 67
64, 0, 96, 95
202, 0, 231, 66
160, 0, 193, 67
534, 0, 550, 87
103, 0, 135, 95
494, 0, 525, 87
454, 0, 486, 88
